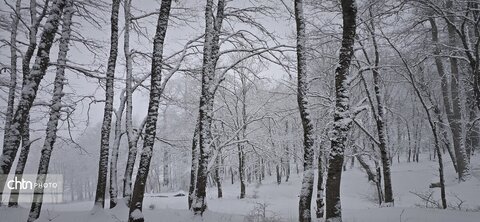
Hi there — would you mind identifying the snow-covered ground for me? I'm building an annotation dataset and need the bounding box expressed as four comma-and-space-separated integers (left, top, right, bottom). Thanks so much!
2, 157, 480, 222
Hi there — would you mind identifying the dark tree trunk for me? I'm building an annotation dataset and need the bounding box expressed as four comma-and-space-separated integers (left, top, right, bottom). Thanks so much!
386, 26, 448, 210
276, 164, 281, 185
27, 1, 73, 219
370, 36, 394, 207
3, 0, 21, 168
238, 143, 246, 198
94, 0, 120, 209
128, 1, 172, 221
188, 121, 200, 209
192, 0, 226, 215
316, 147, 324, 218
8, 118, 32, 207
429, 17, 458, 171
324, 0, 357, 221
357, 155, 383, 206
4, 0, 22, 204
294, 0, 316, 221
445, 0, 470, 181
284, 121, 291, 182
214, 151, 222, 198
0, 0, 66, 200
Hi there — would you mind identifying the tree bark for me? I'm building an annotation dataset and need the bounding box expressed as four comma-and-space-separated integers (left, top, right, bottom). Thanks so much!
0, 0, 66, 199
192, 0, 226, 215
122, 0, 136, 207
238, 143, 246, 198
324, 0, 357, 221
294, 0, 316, 221
128, 1, 172, 221
316, 145, 324, 218
188, 121, 199, 209
428, 17, 458, 172
8, 118, 32, 207
94, 0, 120, 209
386, 29, 448, 210
284, 121, 291, 182
367, 11, 394, 205
27, 0, 73, 219
3, 0, 21, 158
214, 149, 222, 198
445, 0, 470, 181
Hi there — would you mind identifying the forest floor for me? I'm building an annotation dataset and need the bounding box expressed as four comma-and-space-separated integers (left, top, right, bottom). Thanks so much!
1, 156, 480, 222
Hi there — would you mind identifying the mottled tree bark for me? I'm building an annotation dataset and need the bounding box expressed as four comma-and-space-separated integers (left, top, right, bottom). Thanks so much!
0, 0, 66, 200
356, 154, 383, 206
238, 143, 246, 198
284, 121, 290, 182
6, 0, 24, 206
108, 32, 140, 206
316, 146, 324, 218
192, 0, 226, 215
3, 0, 21, 160
128, 1, 172, 221
214, 148, 222, 198
445, 0, 470, 181
188, 121, 199, 209
8, 118, 32, 207
94, 0, 120, 209
428, 17, 458, 172
294, 0, 316, 221
27, 0, 73, 219
122, 0, 136, 206
367, 10, 394, 205
324, 0, 356, 221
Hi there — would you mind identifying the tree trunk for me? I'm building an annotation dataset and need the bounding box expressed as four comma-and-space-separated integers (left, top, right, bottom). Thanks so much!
94, 0, 120, 209
128, 1, 172, 221
294, 0, 316, 221
428, 17, 458, 171
122, 122, 142, 204
188, 121, 199, 209
387, 28, 448, 210
446, 0, 470, 181
8, 118, 32, 207
27, 1, 73, 219
324, 0, 357, 221
276, 163, 281, 185
192, 0, 226, 215
284, 121, 291, 182
316, 147, 324, 218
0, 0, 66, 199
362, 7, 394, 205
3, 0, 21, 164
122, 0, 137, 207
109, 0, 136, 204
214, 150, 222, 198
238, 143, 246, 198
357, 154, 383, 205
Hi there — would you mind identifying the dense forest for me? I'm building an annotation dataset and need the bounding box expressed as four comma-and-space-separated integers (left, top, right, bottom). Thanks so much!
0, 0, 479, 222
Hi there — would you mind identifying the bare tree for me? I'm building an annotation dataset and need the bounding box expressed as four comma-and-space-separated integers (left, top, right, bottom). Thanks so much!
128, 0, 173, 221
324, 0, 357, 221
94, 0, 120, 209
384, 34, 447, 209
294, 0, 316, 221
28, 0, 74, 220
0, 0, 67, 201
191, 0, 226, 215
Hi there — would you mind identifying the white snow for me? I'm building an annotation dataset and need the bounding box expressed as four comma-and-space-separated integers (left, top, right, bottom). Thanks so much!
2, 156, 479, 222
